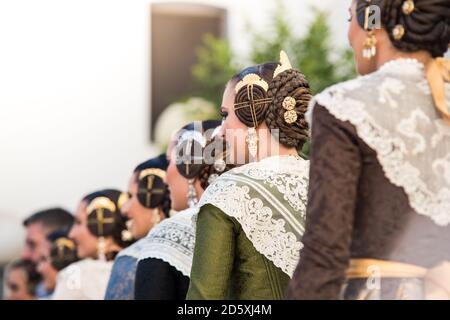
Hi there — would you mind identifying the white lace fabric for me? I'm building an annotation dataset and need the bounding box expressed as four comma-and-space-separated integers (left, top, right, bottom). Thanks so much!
308, 58, 450, 227
198, 155, 309, 278
138, 208, 198, 277
117, 238, 147, 260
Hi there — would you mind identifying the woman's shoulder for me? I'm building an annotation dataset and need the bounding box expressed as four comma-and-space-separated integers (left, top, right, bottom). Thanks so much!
199, 156, 309, 214
223, 157, 310, 186
60, 259, 113, 276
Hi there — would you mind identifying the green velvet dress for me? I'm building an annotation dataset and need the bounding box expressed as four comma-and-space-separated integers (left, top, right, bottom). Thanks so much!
187, 155, 309, 300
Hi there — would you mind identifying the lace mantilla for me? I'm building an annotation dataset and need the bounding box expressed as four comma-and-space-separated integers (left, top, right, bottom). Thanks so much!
198, 155, 309, 277
308, 58, 450, 226
138, 207, 198, 277
117, 238, 147, 260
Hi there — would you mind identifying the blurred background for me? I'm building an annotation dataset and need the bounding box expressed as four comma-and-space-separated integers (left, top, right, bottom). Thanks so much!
0, 0, 354, 294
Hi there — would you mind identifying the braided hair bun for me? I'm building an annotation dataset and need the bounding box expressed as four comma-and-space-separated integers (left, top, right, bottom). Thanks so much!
357, 0, 450, 57
198, 137, 235, 189
233, 63, 278, 127
134, 154, 171, 218
266, 69, 311, 149
175, 120, 221, 180
231, 58, 311, 149
47, 231, 79, 271
83, 189, 132, 248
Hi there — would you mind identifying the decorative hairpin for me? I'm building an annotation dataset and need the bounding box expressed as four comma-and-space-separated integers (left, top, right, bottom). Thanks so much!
55, 238, 75, 251
392, 24, 405, 40
234, 74, 269, 94
55, 238, 76, 260
283, 96, 298, 124
86, 197, 117, 215
139, 168, 166, 182
117, 192, 130, 210
273, 50, 293, 79
178, 130, 207, 148
402, 0, 415, 15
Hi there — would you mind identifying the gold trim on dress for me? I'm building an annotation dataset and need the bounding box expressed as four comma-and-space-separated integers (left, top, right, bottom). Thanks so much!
347, 258, 427, 279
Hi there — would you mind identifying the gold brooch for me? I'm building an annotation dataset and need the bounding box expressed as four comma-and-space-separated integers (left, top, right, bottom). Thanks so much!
392, 25, 405, 41
282, 96, 297, 124
402, 0, 415, 15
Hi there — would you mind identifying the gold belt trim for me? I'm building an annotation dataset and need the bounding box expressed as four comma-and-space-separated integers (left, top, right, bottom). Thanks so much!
347, 259, 427, 279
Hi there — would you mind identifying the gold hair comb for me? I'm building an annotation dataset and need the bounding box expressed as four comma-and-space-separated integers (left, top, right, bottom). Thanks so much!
86, 197, 117, 215
234, 74, 269, 94
139, 168, 166, 182
273, 50, 293, 79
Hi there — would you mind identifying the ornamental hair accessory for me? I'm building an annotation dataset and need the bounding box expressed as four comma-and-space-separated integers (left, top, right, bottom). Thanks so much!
392, 24, 405, 41
178, 130, 207, 148
86, 197, 117, 216
139, 168, 166, 182
273, 50, 293, 79
402, 0, 415, 15
117, 192, 130, 211
282, 96, 298, 124
234, 74, 269, 94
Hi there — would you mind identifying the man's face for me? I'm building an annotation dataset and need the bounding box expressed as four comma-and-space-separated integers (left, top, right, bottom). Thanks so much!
22, 223, 46, 264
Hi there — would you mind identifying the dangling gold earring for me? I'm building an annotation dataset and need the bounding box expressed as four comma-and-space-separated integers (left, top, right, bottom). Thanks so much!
121, 220, 133, 242
152, 209, 161, 225
363, 30, 377, 59
187, 178, 198, 208
246, 127, 258, 159
97, 236, 107, 261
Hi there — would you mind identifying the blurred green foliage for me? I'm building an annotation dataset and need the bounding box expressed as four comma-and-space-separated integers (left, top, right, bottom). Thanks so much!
192, 5, 356, 106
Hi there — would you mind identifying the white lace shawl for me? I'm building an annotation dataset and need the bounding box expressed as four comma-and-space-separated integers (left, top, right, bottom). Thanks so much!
116, 238, 147, 260
307, 58, 450, 227
198, 155, 309, 278
137, 207, 198, 277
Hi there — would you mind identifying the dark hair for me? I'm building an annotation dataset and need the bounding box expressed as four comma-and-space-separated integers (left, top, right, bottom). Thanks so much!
197, 137, 236, 189
82, 189, 132, 249
175, 120, 222, 181
230, 62, 311, 149
356, 0, 450, 57
23, 208, 74, 235
47, 230, 79, 271
172, 120, 234, 190
133, 154, 171, 218
8, 259, 42, 296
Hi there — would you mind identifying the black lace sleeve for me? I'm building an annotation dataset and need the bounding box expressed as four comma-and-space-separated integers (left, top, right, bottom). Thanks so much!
287, 104, 362, 299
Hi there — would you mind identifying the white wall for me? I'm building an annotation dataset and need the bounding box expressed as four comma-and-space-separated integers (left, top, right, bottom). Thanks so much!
0, 0, 349, 263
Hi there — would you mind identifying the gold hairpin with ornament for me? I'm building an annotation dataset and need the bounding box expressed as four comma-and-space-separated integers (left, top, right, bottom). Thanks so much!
392, 1, 415, 41
86, 197, 117, 215
273, 51, 299, 125
273, 50, 293, 79
139, 168, 166, 182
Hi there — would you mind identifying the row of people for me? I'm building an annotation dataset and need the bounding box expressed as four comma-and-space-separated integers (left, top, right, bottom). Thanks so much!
5, 0, 450, 300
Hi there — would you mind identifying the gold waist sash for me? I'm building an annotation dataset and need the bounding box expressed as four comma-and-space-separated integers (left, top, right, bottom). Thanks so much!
347, 259, 427, 279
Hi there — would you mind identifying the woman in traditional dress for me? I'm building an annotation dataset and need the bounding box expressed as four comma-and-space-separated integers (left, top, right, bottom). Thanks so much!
104, 154, 171, 300
36, 229, 78, 298
134, 120, 233, 300
52, 189, 131, 300
186, 52, 312, 300
287, 0, 450, 300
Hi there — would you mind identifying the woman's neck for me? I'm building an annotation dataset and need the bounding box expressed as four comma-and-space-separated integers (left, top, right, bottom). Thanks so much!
256, 127, 299, 161
375, 45, 432, 70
